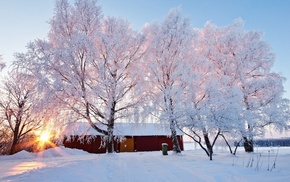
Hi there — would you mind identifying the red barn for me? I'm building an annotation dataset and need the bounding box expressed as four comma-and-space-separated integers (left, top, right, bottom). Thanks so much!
63, 123, 183, 153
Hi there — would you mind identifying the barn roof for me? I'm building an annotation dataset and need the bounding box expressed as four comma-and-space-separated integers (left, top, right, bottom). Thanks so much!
62, 122, 183, 136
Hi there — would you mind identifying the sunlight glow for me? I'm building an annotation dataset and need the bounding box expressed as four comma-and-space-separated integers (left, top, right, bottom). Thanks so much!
7, 162, 46, 176
39, 132, 51, 142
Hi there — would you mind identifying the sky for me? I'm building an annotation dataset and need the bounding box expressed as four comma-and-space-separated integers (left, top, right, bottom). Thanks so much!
0, 0, 290, 98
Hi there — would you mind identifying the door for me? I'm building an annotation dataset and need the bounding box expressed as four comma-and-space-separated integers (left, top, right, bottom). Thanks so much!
120, 137, 134, 152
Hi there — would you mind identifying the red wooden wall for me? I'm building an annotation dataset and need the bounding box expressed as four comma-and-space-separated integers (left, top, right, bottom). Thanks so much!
63, 135, 183, 153
134, 136, 183, 152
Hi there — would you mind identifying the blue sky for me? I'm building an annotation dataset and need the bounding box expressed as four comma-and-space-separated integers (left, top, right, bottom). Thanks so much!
0, 0, 289, 98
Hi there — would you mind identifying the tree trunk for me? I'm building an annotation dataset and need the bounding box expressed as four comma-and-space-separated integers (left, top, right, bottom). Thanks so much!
179, 127, 209, 156
9, 136, 20, 155
233, 139, 242, 155
219, 134, 232, 154
243, 137, 254, 152
106, 135, 114, 153
106, 119, 114, 153
9, 122, 20, 155
170, 120, 181, 153
9, 142, 18, 155
203, 133, 213, 160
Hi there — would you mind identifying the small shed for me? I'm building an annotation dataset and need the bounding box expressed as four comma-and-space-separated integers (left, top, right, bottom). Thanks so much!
62, 123, 183, 153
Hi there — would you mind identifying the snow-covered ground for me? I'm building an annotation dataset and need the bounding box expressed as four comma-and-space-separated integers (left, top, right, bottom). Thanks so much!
1, 143, 290, 182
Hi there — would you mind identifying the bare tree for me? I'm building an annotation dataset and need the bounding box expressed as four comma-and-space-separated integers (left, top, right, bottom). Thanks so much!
0, 71, 46, 154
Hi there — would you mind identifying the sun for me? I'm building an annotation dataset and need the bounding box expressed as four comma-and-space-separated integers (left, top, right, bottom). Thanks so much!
39, 132, 51, 142
34, 130, 57, 154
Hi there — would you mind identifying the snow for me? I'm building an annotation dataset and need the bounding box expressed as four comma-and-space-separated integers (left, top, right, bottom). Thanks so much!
63, 122, 183, 136
1, 144, 290, 182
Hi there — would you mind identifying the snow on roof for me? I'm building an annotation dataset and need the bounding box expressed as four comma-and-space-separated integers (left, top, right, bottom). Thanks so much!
62, 122, 183, 136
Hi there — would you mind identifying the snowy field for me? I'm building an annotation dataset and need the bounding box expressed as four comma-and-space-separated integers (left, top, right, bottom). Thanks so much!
1, 143, 290, 182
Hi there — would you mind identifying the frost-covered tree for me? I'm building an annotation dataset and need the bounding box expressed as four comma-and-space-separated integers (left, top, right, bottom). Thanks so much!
195, 20, 289, 153
222, 21, 290, 152
178, 24, 243, 159
86, 16, 145, 152
14, 0, 145, 153
143, 9, 193, 153
178, 19, 289, 159
183, 83, 242, 160
239, 61, 289, 152
186, 21, 245, 158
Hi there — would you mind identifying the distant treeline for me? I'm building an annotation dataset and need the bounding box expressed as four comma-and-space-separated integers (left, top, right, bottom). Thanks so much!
254, 138, 290, 147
